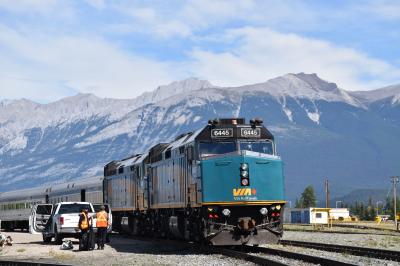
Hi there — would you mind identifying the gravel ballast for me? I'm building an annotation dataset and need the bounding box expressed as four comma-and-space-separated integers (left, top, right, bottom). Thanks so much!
2, 229, 400, 265
0, 232, 255, 266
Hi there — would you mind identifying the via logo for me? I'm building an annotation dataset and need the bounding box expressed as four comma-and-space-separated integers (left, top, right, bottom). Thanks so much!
233, 188, 257, 196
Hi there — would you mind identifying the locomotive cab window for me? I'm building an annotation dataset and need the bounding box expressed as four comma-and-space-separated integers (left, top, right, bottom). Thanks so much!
239, 140, 274, 155
199, 142, 236, 157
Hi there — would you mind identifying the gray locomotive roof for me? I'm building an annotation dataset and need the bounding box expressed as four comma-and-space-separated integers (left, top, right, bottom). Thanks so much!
117, 153, 148, 168
164, 128, 202, 150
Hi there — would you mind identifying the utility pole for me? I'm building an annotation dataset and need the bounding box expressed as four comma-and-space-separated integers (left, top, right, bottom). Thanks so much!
325, 179, 330, 208
392, 176, 399, 230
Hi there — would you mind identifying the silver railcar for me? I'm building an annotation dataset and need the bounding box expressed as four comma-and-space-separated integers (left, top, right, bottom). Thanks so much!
0, 176, 103, 231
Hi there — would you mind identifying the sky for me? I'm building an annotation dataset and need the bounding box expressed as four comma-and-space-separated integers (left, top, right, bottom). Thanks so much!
0, 0, 400, 103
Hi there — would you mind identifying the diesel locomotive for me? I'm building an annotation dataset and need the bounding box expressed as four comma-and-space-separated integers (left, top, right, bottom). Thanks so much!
104, 118, 285, 245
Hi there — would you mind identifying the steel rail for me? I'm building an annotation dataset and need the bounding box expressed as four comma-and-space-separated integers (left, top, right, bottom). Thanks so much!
0, 260, 68, 266
115, 233, 360, 265
280, 240, 400, 262
235, 246, 355, 266
123, 234, 289, 265
215, 247, 289, 266
284, 228, 400, 236
329, 223, 398, 232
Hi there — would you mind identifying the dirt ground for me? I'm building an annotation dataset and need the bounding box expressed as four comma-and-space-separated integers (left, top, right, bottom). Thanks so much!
0, 231, 251, 266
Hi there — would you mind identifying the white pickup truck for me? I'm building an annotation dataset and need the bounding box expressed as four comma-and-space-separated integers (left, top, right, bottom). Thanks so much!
29, 202, 112, 244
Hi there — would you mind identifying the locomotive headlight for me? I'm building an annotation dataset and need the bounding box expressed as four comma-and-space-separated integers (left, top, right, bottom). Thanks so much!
276, 205, 281, 210
241, 178, 249, 186
240, 163, 248, 171
222, 208, 231, 217
260, 207, 268, 216
240, 170, 248, 178
271, 205, 276, 210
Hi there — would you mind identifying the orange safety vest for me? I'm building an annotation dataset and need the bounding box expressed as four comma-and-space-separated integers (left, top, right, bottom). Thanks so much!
96, 211, 108, 228
80, 212, 89, 230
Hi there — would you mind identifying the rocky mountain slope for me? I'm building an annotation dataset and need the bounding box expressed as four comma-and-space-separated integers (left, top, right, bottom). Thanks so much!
1, 73, 399, 200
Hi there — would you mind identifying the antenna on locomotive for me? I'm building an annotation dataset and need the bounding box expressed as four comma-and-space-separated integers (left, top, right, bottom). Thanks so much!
208, 118, 219, 126
250, 117, 263, 128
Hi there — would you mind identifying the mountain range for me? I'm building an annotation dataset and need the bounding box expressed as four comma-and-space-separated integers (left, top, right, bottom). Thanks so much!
1, 73, 399, 203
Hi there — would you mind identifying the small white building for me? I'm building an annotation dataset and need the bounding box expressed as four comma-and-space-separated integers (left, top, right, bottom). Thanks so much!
329, 208, 350, 220
284, 207, 349, 224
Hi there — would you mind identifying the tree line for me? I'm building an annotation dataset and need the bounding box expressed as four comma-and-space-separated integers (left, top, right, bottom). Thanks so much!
295, 185, 399, 221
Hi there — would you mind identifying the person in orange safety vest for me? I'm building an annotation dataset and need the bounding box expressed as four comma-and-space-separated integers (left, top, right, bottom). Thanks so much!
78, 208, 90, 251
96, 205, 109, 250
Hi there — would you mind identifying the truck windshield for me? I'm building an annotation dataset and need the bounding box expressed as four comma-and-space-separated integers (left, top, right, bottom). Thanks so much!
58, 203, 92, 214
240, 141, 273, 155
199, 142, 236, 157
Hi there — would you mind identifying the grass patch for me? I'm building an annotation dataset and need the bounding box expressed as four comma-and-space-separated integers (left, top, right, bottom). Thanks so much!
366, 239, 378, 247
16, 248, 26, 253
48, 249, 74, 261
390, 237, 400, 243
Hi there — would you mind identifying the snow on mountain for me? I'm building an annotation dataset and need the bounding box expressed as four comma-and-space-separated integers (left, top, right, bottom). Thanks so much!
0, 78, 212, 154
133, 77, 213, 107
236, 73, 363, 107
351, 84, 400, 105
1, 73, 400, 200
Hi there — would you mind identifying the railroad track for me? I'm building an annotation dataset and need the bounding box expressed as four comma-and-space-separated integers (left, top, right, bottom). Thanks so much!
286, 223, 400, 233
215, 247, 288, 266
280, 240, 400, 262
285, 228, 400, 236
117, 233, 399, 265
332, 223, 398, 232
216, 245, 355, 266
118, 233, 354, 265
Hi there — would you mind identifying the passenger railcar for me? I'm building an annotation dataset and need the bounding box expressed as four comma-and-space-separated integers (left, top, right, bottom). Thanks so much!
0, 176, 103, 230
104, 118, 285, 245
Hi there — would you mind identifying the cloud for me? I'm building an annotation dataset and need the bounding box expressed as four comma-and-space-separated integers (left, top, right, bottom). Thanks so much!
187, 27, 400, 91
108, 0, 316, 39
358, 0, 400, 20
0, 25, 181, 102
0, 0, 58, 13
108, 5, 192, 38
84, 0, 106, 10
0, 1, 399, 103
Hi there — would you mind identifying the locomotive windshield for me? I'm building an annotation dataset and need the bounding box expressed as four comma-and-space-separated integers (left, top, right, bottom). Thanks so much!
199, 142, 236, 157
239, 141, 273, 155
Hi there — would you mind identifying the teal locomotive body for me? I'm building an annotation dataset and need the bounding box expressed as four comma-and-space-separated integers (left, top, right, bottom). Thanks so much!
104, 118, 285, 245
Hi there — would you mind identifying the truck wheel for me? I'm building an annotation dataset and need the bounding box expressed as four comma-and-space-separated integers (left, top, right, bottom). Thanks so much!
42, 235, 52, 244
54, 228, 63, 244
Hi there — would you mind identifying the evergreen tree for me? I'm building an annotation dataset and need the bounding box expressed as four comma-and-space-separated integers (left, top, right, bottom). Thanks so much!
366, 197, 375, 220
359, 202, 365, 220
295, 198, 302, 208
384, 197, 400, 219
299, 186, 316, 208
